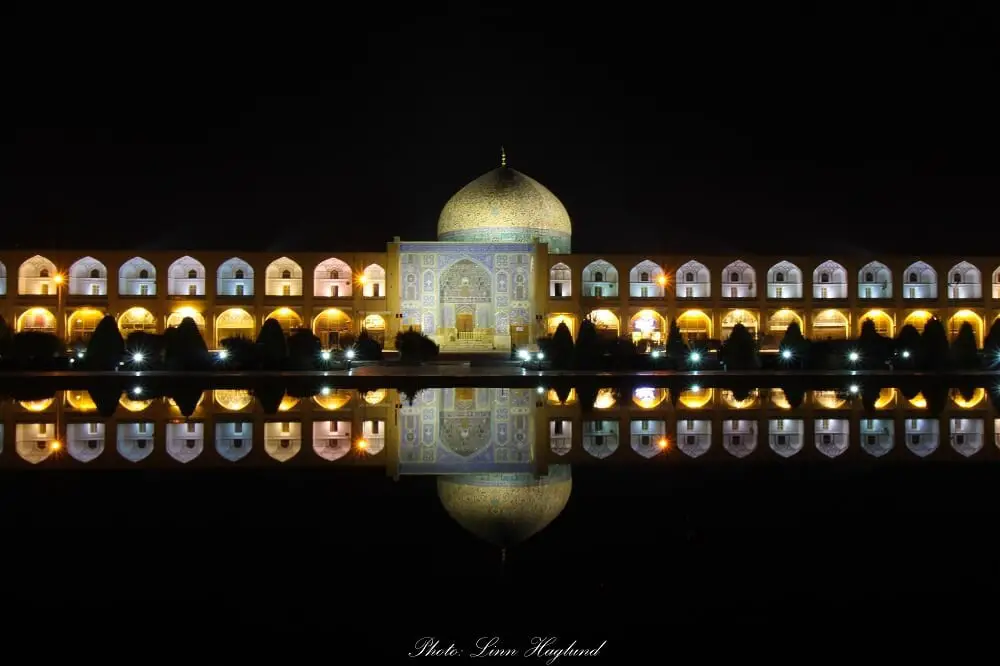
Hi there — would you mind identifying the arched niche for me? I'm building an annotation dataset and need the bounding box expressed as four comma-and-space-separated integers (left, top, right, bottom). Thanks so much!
858, 261, 892, 299
361, 263, 385, 298
18, 255, 58, 296
215, 308, 255, 346
549, 262, 572, 298
265, 308, 302, 334
721, 309, 758, 340
68, 256, 108, 296
167, 256, 206, 296
265, 257, 303, 297
766, 261, 803, 299
118, 307, 158, 336
314, 257, 353, 298
947, 261, 982, 300
217, 257, 254, 296
812, 260, 847, 299
675, 260, 710, 298
582, 259, 618, 297
721, 260, 756, 298
628, 260, 665, 298
118, 256, 157, 296
902, 261, 937, 299
313, 308, 353, 347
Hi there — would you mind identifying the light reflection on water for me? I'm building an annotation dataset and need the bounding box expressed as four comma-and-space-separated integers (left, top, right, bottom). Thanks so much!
0, 385, 998, 467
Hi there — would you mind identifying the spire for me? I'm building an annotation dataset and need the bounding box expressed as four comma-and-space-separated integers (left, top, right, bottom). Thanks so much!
500, 145, 507, 168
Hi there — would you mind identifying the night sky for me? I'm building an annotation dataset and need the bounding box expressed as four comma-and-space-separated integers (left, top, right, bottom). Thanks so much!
3, 4, 999, 255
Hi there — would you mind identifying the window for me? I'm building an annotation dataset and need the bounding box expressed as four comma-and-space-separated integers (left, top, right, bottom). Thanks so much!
732, 435, 741, 446
281, 422, 290, 434
138, 423, 147, 434
640, 286, 648, 298
188, 269, 197, 279
188, 284, 197, 295
956, 434, 966, 445
234, 422, 243, 434
866, 435, 876, 446
553, 420, 564, 435
594, 286, 603, 298
187, 422, 196, 433
776, 420, 785, 431
821, 273, 829, 283
730, 287, 737, 298
776, 434, 787, 446
38, 424, 49, 435
554, 283, 563, 297
776, 273, 785, 282
330, 270, 339, 279
330, 285, 340, 297
595, 435, 604, 447
41, 284, 49, 295
594, 271, 604, 282
686, 419, 694, 430
775, 286, 783, 298
953, 272, 962, 283
282, 285, 291, 296
908, 288, 916, 298
820, 287, 827, 299
91, 284, 100, 295
909, 419, 917, 429
139, 269, 149, 279
235, 284, 244, 296
372, 420, 381, 434
820, 419, 829, 429
821, 434, 832, 445
685, 272, 694, 282
640, 434, 650, 447
140, 284, 149, 296
865, 419, 873, 429
89, 423, 98, 434
730, 272, 739, 282
235, 269, 244, 279
89, 268, 101, 278
684, 287, 693, 298
39, 269, 49, 278
281, 269, 291, 279
865, 272, 874, 282
371, 283, 381, 297
864, 287, 871, 299
908, 272, 917, 282
640, 420, 649, 431
640, 272, 649, 282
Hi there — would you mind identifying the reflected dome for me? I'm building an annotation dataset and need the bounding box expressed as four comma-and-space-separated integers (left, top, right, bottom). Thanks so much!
632, 387, 666, 409
361, 389, 387, 405
214, 389, 253, 411
438, 465, 572, 547
65, 391, 97, 411
19, 398, 54, 412
313, 390, 352, 410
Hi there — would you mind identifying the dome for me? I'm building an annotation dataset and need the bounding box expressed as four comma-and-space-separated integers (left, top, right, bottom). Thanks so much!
437, 465, 572, 547
437, 165, 572, 253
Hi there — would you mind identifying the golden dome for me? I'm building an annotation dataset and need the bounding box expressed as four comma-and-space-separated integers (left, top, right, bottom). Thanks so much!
437, 465, 571, 547
437, 166, 572, 253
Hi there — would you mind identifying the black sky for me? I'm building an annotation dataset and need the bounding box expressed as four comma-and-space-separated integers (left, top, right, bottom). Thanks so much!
3, 3, 999, 254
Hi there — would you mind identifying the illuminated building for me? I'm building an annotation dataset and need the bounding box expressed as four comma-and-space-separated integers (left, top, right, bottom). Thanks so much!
2, 154, 999, 351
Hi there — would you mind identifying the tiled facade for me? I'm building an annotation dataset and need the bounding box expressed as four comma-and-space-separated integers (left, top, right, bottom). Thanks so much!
1, 249, 998, 349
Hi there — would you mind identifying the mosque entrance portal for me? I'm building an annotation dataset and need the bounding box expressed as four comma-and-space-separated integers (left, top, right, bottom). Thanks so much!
457, 312, 474, 336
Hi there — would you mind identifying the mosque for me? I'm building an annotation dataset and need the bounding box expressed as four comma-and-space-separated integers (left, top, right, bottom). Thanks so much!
2, 150, 999, 352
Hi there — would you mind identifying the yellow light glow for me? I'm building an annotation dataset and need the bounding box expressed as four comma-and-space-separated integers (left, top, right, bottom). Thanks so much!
278, 395, 300, 412
16, 308, 56, 333
951, 388, 986, 409
813, 391, 846, 409
50, 440, 62, 451
908, 393, 927, 409
874, 388, 896, 409
657, 275, 667, 286
65, 391, 97, 412
679, 388, 713, 409
119, 396, 153, 412
902, 310, 933, 332
632, 387, 667, 409
20, 398, 54, 412
214, 389, 253, 411
313, 390, 352, 410
174, 306, 200, 318
546, 388, 577, 405
593, 389, 617, 409
721, 389, 758, 409
657, 437, 669, 450
53, 274, 64, 284
362, 389, 387, 405
357, 438, 368, 450
770, 389, 791, 410
588, 309, 619, 333
860, 309, 894, 337
358, 274, 368, 285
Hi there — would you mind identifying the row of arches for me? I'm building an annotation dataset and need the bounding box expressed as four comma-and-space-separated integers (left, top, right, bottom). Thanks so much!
554, 259, 993, 300
14, 306, 385, 347
1, 256, 385, 298
548, 308, 987, 345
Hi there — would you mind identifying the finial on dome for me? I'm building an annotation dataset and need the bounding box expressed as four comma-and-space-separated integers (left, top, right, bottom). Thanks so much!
500, 145, 507, 168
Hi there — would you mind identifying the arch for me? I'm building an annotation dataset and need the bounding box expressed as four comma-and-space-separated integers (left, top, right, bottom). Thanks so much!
902, 261, 937, 299
167, 256, 206, 296
312, 421, 352, 462
679, 387, 713, 409
947, 261, 982, 299
858, 309, 894, 337
722, 389, 759, 409
20, 398, 54, 412
546, 314, 576, 338
313, 389, 353, 410
67, 423, 104, 463
813, 309, 850, 341
119, 396, 153, 412
766, 261, 803, 299
362, 389, 387, 405
873, 388, 896, 409
265, 257, 303, 296
214, 389, 253, 411
118, 256, 157, 296
313, 308, 354, 347
593, 389, 617, 409
16, 307, 56, 334
587, 309, 620, 337
632, 387, 667, 409
628, 259, 666, 298
858, 261, 892, 299
18, 255, 58, 295
314, 257, 353, 298
720, 309, 758, 340
67, 308, 104, 343
68, 256, 108, 296
675, 260, 710, 298
215, 308, 255, 345
813, 391, 846, 410
902, 310, 934, 333
15, 424, 58, 465
812, 260, 847, 299
0, 260, 6, 296
166, 308, 206, 331
65, 391, 97, 412
628, 309, 665, 343
582, 259, 619, 298
217, 257, 255, 296
721, 260, 756, 298
361, 263, 386, 298
549, 262, 572, 298
766, 309, 804, 336
948, 310, 984, 346
117, 423, 155, 463
360, 314, 386, 345
675, 309, 711, 343
265, 307, 303, 334
951, 387, 986, 409
118, 307, 157, 335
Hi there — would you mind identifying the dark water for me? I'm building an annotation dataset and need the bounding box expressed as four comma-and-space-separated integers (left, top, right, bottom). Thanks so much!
1, 382, 998, 654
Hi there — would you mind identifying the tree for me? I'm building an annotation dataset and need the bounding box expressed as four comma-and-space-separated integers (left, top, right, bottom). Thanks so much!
919, 318, 950, 370
354, 328, 383, 361
83, 315, 125, 370
857, 319, 891, 369
665, 321, 688, 365
574, 319, 601, 369
548, 322, 574, 370
221, 336, 257, 370
984, 319, 1000, 366
287, 329, 323, 370
895, 324, 922, 367
0, 315, 13, 359
10, 332, 62, 369
256, 319, 288, 370
721, 323, 759, 369
395, 328, 439, 364
164, 317, 211, 371
951, 321, 980, 370
779, 322, 808, 367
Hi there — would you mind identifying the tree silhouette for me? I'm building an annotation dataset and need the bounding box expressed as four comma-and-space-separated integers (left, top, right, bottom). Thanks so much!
919, 318, 950, 370
83, 315, 125, 370
548, 322, 574, 369
720, 323, 758, 369
950, 321, 980, 370
256, 319, 288, 370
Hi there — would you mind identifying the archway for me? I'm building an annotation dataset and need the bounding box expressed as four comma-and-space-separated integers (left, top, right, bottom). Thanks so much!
766, 309, 803, 335
859, 309, 894, 337
217, 257, 254, 296
265, 307, 303, 334
676, 310, 711, 343
440, 259, 493, 342
587, 309, 620, 338
628, 260, 666, 298
721, 260, 756, 298
858, 261, 892, 299
902, 310, 934, 333
721, 309, 758, 340
314, 257, 354, 298
67, 308, 104, 343
766, 261, 803, 299
582, 259, 618, 298
18, 255, 58, 296
948, 310, 984, 346
216, 308, 255, 345
118, 307, 157, 335
118, 256, 157, 296
813, 309, 850, 341
675, 260, 711, 298
812, 260, 848, 299
947, 261, 982, 300
265, 257, 303, 297
361, 263, 386, 298
632, 387, 667, 409
628, 309, 665, 344
16, 307, 56, 334
546, 314, 576, 338
166, 308, 207, 335
549, 262, 572, 298
361, 314, 386, 345
313, 308, 353, 347
68, 257, 108, 296
902, 261, 937, 299
167, 256, 206, 296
